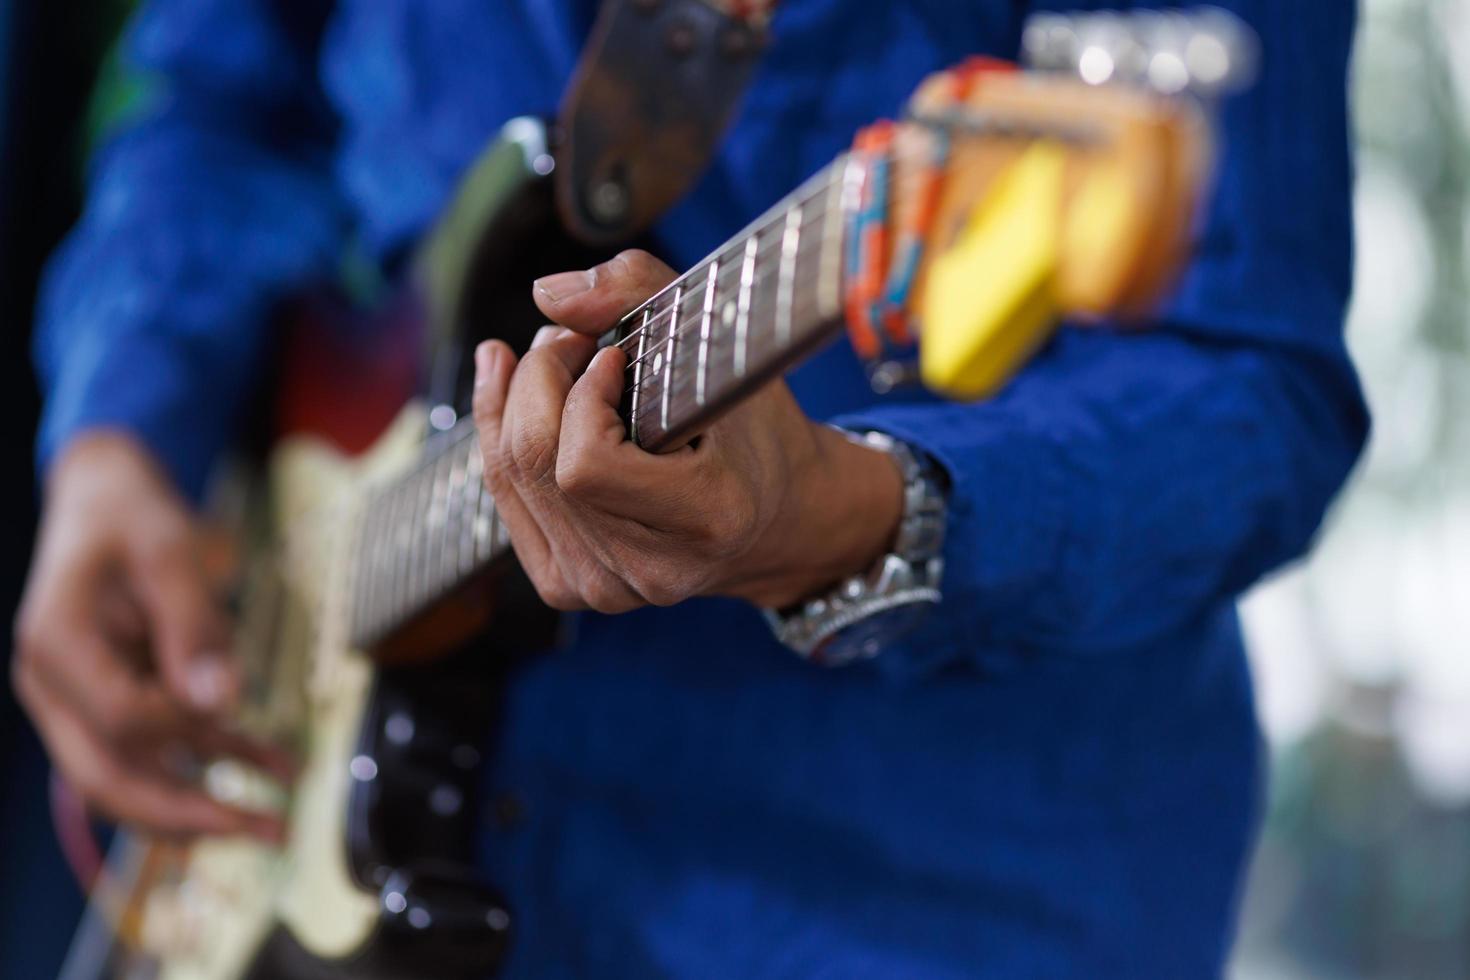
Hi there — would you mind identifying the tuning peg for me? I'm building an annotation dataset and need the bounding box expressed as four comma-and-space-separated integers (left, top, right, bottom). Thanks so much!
1022, 7, 1257, 98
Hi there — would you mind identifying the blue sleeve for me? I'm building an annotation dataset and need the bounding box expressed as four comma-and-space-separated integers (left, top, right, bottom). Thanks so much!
34, 0, 344, 500
834, 0, 1367, 674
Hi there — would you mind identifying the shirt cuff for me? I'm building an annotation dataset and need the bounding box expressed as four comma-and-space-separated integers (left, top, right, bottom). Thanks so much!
37, 325, 249, 503
828, 400, 1071, 681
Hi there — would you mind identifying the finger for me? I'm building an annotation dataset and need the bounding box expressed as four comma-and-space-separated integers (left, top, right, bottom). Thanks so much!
532, 249, 679, 333
556, 345, 718, 524
18, 668, 284, 842
123, 524, 238, 714
18, 579, 188, 746
473, 341, 584, 609
502, 337, 598, 483
494, 334, 644, 611
20, 606, 291, 780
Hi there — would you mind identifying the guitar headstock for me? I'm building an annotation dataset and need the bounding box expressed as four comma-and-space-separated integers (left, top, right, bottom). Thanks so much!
873, 7, 1255, 399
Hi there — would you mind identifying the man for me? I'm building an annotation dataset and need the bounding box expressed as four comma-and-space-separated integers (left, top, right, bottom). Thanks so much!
14, 0, 1365, 975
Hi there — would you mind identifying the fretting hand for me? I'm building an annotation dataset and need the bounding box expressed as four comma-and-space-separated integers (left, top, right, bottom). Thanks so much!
471, 249, 904, 614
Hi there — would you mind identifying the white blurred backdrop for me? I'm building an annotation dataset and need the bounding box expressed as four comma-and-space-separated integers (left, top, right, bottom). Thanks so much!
1231, 0, 1470, 976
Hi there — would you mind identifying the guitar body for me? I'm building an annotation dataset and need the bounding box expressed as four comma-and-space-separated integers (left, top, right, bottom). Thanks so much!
88, 119, 607, 980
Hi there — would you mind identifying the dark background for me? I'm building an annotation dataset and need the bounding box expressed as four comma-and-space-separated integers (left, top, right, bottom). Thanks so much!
1, 2, 127, 976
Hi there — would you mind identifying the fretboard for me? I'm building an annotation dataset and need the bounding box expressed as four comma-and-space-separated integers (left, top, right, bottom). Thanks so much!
348, 155, 854, 650
613, 156, 853, 450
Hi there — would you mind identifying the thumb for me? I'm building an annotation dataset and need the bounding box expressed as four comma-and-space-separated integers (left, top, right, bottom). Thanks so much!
532, 249, 678, 335
126, 524, 238, 714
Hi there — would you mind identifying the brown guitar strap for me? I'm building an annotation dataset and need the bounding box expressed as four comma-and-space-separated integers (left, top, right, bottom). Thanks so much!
555, 0, 777, 244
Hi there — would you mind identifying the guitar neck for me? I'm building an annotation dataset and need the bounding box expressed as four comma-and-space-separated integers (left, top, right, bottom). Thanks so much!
614, 157, 852, 449
349, 156, 854, 650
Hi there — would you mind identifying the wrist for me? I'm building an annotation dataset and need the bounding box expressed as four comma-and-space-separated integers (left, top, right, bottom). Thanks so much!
728, 422, 905, 609
47, 429, 183, 510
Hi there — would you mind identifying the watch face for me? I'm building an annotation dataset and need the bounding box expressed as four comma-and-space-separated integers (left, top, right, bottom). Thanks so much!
813, 601, 932, 665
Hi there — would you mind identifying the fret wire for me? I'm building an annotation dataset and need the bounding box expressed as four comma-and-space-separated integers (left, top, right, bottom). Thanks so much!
616, 197, 854, 385
610, 159, 842, 353
629, 307, 650, 446
820, 151, 853, 319
622, 229, 785, 377
735, 230, 759, 377
614, 185, 834, 358
776, 203, 802, 347
620, 228, 839, 399
660, 285, 681, 432
627, 292, 840, 427
697, 259, 717, 405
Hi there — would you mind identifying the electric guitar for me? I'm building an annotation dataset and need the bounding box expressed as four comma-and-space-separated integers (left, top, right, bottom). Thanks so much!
60, 10, 1251, 979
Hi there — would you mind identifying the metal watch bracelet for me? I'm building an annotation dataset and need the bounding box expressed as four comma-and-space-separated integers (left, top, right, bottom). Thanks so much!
763, 428, 947, 666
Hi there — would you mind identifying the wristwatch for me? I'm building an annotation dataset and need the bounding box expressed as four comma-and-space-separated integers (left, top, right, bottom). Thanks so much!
763, 428, 947, 666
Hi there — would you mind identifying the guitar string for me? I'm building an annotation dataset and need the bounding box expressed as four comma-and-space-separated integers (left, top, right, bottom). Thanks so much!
627, 297, 833, 436
609, 148, 943, 358
614, 163, 941, 382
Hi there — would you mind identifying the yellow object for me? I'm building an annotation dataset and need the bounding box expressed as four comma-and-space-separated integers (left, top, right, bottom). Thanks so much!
919, 142, 1066, 400
1058, 159, 1136, 315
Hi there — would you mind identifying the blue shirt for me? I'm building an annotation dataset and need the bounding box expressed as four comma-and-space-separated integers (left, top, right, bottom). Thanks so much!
34, 1, 1366, 976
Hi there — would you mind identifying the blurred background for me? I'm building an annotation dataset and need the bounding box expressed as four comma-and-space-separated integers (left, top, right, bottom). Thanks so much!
1, 1, 1466, 978
1231, 0, 1470, 976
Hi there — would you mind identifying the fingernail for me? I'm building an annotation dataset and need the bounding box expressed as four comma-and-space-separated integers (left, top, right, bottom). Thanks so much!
474, 342, 500, 389
186, 655, 234, 711
534, 269, 595, 304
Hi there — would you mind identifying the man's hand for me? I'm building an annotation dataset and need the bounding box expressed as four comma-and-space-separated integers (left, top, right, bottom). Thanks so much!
472, 249, 904, 614
13, 433, 290, 841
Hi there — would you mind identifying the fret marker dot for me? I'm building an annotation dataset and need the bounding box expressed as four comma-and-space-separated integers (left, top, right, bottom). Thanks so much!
653, 351, 664, 373
722, 301, 736, 327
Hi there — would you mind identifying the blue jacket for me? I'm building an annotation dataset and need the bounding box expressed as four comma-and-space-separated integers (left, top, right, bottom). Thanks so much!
35, 1, 1365, 976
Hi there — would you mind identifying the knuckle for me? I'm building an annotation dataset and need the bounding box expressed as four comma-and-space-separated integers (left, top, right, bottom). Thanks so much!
609, 249, 667, 289
528, 567, 580, 611
581, 579, 624, 615
509, 417, 557, 483
540, 584, 583, 611
625, 568, 686, 608
554, 447, 597, 499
